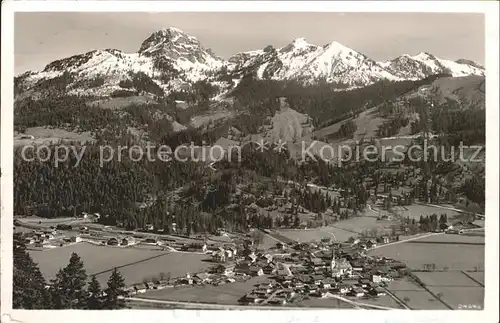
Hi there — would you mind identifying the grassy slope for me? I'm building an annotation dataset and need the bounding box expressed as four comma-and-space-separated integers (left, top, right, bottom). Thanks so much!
310, 75, 485, 142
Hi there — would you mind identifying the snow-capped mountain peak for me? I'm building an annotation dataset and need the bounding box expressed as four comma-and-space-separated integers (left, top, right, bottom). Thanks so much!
412, 52, 435, 59
323, 41, 353, 53
232, 39, 402, 86
16, 27, 485, 99
382, 51, 485, 80
138, 27, 223, 69
291, 38, 312, 49
138, 27, 199, 56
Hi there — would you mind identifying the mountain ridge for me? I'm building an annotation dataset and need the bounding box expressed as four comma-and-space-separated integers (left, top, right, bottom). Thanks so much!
15, 27, 485, 99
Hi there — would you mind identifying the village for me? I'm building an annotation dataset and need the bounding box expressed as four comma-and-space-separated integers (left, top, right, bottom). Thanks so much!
14, 179, 485, 310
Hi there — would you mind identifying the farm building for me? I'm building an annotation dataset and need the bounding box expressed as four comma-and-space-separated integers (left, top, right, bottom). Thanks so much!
211, 248, 226, 262
107, 237, 119, 246
70, 236, 82, 243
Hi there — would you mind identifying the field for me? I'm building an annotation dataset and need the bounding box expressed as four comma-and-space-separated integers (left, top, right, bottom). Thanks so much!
427, 286, 484, 310
276, 226, 354, 243
413, 271, 481, 287
190, 110, 234, 128
311, 107, 385, 142
89, 95, 156, 110
391, 290, 449, 310
274, 212, 402, 244
409, 271, 484, 309
329, 215, 395, 234
14, 127, 94, 147
463, 271, 485, 286
260, 232, 285, 249
409, 233, 484, 244
370, 232, 485, 310
30, 243, 167, 283
431, 75, 485, 109
276, 229, 334, 243
319, 226, 358, 242
95, 251, 210, 286
386, 278, 425, 291
141, 275, 270, 305
368, 234, 484, 271
390, 204, 461, 220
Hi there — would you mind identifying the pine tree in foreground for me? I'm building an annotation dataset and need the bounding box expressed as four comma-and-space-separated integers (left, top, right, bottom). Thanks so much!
86, 275, 103, 309
50, 252, 88, 309
103, 268, 128, 309
13, 233, 51, 309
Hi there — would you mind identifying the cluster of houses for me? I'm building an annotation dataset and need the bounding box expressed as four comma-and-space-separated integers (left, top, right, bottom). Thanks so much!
22, 229, 83, 248
210, 245, 276, 276
23, 229, 59, 246
124, 235, 409, 305
173, 271, 244, 287
155, 235, 409, 306
114, 229, 412, 306
104, 236, 138, 246
350, 235, 396, 250
127, 269, 249, 295
235, 239, 409, 306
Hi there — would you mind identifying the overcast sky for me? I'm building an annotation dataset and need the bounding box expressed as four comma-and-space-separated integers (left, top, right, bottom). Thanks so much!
14, 12, 484, 75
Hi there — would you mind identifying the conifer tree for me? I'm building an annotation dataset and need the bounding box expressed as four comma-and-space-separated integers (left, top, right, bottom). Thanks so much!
86, 275, 103, 309
50, 252, 88, 309
103, 268, 127, 309
13, 233, 50, 309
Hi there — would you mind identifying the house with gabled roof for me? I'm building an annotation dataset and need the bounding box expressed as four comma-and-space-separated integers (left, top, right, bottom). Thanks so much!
275, 262, 293, 277
212, 248, 226, 263
350, 286, 365, 297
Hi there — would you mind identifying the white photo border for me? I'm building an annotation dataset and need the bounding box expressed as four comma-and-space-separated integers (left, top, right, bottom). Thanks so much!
1, 1, 498, 323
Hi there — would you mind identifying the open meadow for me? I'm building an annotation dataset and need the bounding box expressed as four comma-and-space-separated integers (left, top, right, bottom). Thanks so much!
14, 127, 94, 147
427, 286, 484, 310
413, 271, 482, 287
276, 226, 354, 243
391, 290, 449, 310
386, 278, 425, 291
329, 215, 395, 235
409, 233, 484, 244
260, 232, 286, 249
463, 271, 485, 286
30, 243, 168, 282
391, 204, 461, 220
95, 251, 210, 286
370, 234, 485, 310
274, 212, 402, 244
368, 234, 484, 271
276, 229, 334, 243
30, 242, 213, 286
410, 271, 484, 309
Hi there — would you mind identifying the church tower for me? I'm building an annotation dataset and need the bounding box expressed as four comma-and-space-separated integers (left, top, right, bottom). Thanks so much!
330, 249, 336, 270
